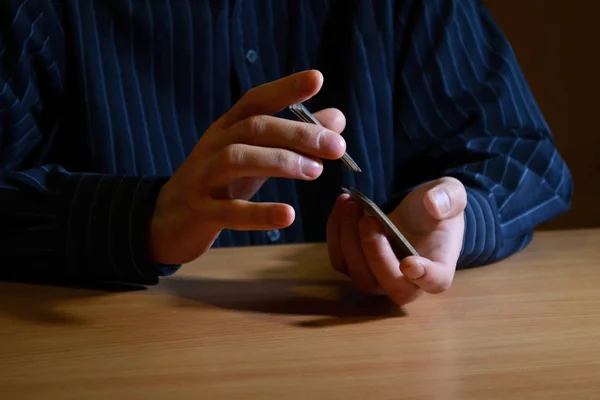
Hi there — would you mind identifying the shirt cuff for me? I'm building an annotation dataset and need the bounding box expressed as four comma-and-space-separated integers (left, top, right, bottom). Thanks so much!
456, 187, 503, 268
383, 184, 505, 269
62, 173, 180, 285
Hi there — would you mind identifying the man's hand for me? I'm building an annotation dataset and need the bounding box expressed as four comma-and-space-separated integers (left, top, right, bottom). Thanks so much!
326, 177, 467, 306
149, 70, 347, 265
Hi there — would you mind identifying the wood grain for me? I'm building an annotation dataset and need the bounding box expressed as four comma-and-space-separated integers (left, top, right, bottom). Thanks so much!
1, 229, 599, 399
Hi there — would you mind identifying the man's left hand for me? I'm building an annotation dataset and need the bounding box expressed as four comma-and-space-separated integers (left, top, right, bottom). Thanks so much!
326, 177, 467, 306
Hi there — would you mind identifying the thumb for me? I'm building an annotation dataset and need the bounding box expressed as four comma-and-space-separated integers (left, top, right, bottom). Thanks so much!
423, 177, 467, 221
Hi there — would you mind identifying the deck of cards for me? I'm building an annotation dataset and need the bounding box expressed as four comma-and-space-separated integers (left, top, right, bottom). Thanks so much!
289, 103, 419, 260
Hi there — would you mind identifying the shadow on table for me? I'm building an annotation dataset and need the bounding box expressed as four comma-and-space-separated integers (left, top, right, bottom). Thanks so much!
0, 277, 144, 325
156, 245, 405, 328
0, 245, 405, 327
158, 276, 403, 328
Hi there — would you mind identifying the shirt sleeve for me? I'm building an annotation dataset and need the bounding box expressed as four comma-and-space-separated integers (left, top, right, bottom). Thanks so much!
0, 1, 179, 285
386, 0, 573, 268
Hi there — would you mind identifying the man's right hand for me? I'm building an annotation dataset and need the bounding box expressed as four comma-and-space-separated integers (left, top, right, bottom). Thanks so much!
148, 70, 347, 265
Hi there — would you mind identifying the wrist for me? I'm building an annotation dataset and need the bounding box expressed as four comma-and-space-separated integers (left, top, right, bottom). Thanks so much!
146, 185, 222, 265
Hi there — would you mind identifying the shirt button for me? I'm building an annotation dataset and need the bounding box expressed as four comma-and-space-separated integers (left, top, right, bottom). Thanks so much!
245, 49, 258, 64
266, 229, 281, 242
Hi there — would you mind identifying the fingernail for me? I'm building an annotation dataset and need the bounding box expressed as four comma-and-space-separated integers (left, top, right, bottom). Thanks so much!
430, 188, 451, 215
405, 260, 425, 280
318, 130, 346, 156
301, 158, 322, 178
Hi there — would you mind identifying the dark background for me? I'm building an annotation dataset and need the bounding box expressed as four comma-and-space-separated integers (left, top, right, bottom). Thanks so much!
487, 0, 598, 229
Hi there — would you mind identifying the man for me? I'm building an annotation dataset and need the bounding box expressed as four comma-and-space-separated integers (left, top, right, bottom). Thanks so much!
0, 0, 572, 305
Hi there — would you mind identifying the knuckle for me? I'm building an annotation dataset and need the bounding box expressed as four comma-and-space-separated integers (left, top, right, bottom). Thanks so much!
245, 114, 267, 137
293, 121, 317, 146
218, 144, 243, 168
273, 150, 296, 174
359, 229, 380, 246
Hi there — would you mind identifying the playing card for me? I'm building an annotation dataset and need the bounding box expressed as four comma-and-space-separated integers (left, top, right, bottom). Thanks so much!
342, 187, 419, 259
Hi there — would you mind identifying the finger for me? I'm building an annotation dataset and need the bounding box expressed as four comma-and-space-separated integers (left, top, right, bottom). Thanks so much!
423, 177, 467, 221
340, 200, 382, 295
399, 256, 454, 295
226, 115, 346, 160
209, 199, 295, 231
358, 216, 422, 305
217, 70, 324, 129
210, 144, 324, 183
312, 108, 346, 133
326, 193, 351, 274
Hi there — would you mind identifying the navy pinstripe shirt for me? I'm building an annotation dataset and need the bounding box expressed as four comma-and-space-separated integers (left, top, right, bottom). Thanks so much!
0, 0, 572, 285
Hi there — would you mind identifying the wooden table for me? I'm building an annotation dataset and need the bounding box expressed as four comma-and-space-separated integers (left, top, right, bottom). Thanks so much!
1, 229, 600, 399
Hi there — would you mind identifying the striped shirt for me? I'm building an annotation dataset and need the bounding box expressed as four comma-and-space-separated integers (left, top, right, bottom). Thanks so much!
0, 0, 572, 285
